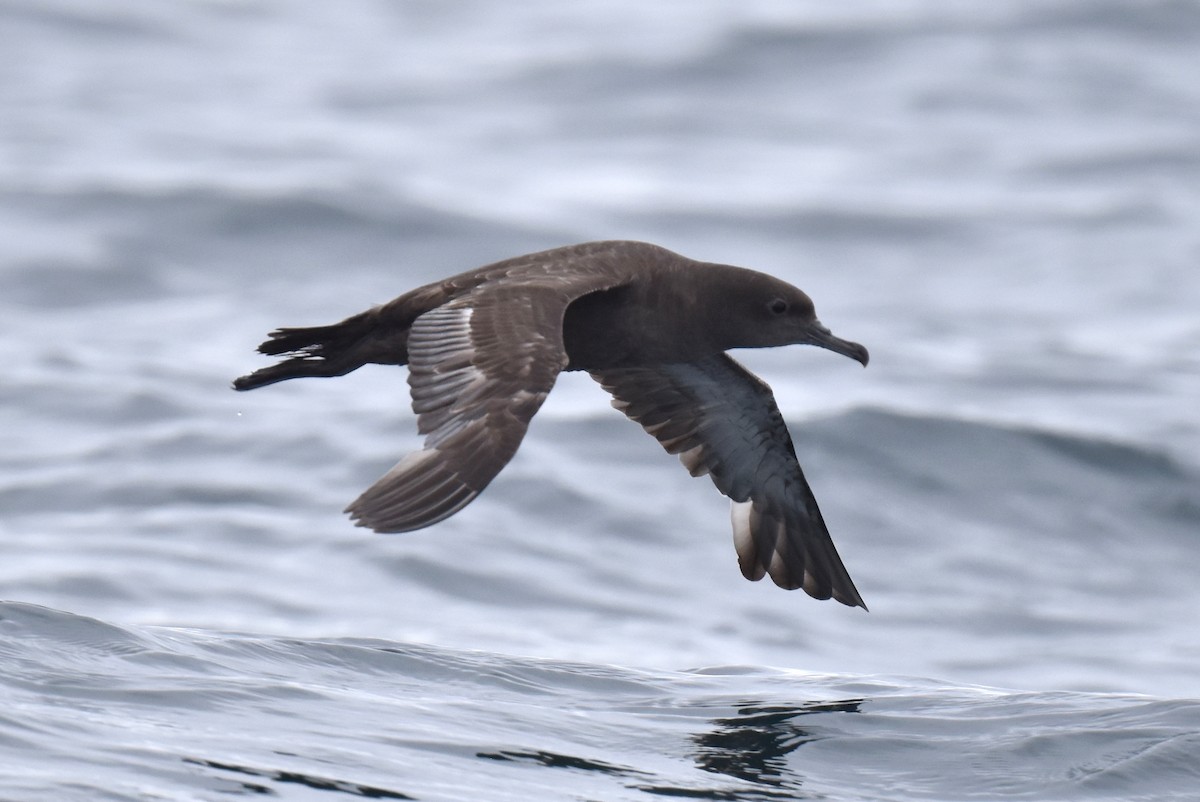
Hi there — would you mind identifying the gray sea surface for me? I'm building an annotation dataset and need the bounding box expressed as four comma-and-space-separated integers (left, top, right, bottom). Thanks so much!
2, 1, 1199, 800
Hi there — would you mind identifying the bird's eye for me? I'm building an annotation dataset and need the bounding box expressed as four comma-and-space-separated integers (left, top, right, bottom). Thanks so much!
768, 298, 789, 315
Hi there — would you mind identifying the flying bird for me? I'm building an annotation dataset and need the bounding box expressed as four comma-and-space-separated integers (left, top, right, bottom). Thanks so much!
234, 241, 870, 607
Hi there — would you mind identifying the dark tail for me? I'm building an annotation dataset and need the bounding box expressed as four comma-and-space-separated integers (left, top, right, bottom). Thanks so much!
233, 309, 406, 391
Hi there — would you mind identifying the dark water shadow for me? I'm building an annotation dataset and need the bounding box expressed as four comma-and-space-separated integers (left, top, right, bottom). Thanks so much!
183, 756, 415, 799
636, 698, 863, 800
477, 747, 647, 777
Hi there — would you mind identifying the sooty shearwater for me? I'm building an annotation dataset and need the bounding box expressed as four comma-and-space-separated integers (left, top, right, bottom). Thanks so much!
234, 241, 870, 607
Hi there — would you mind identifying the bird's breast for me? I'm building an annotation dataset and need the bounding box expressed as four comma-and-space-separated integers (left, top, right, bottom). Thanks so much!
560, 285, 714, 370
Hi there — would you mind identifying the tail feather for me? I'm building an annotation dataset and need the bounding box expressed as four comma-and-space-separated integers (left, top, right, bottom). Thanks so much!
232, 354, 342, 391
256, 323, 349, 356
233, 308, 408, 391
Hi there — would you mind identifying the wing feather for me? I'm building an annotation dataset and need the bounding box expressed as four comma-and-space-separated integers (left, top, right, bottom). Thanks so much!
592, 354, 865, 608
347, 270, 633, 533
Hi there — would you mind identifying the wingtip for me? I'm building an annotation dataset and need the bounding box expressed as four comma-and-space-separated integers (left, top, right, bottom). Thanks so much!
833, 579, 869, 611
343, 494, 419, 534
845, 594, 869, 612
341, 450, 484, 535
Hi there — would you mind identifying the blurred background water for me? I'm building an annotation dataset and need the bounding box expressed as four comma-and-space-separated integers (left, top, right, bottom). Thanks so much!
2, 1, 1199, 800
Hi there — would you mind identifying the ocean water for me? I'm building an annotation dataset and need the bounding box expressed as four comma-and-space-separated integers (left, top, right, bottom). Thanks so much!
2, 1, 1199, 800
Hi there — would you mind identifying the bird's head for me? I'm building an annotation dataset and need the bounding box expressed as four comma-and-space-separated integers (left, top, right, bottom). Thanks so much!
718, 271, 869, 367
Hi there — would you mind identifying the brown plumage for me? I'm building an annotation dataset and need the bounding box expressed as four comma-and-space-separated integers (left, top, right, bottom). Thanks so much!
234, 241, 870, 607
